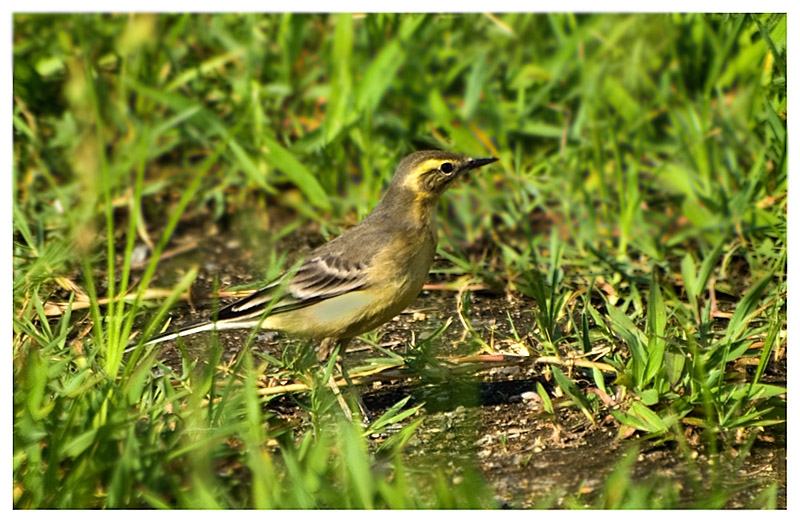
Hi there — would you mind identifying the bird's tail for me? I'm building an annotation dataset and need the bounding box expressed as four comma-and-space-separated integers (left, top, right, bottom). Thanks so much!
124, 320, 216, 353
125, 317, 267, 353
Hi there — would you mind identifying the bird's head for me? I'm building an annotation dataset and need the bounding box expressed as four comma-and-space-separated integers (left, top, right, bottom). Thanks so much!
367, 150, 498, 231
391, 150, 498, 200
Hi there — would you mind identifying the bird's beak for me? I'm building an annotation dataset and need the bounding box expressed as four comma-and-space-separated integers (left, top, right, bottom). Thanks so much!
467, 157, 498, 170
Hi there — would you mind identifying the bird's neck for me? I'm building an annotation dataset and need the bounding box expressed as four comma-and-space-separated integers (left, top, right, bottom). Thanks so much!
369, 184, 438, 233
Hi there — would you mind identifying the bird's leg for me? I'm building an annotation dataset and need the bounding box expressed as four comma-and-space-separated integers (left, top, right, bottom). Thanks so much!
337, 364, 373, 425
326, 371, 353, 422
319, 338, 354, 422
317, 337, 338, 362
318, 338, 372, 425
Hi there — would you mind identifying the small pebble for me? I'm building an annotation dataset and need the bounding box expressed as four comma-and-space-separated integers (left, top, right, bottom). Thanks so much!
132, 244, 149, 264
521, 391, 540, 402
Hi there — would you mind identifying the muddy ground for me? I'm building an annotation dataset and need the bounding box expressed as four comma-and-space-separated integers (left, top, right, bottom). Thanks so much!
120, 206, 786, 509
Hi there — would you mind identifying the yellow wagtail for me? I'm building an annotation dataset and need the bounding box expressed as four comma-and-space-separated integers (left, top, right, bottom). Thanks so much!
136, 150, 497, 417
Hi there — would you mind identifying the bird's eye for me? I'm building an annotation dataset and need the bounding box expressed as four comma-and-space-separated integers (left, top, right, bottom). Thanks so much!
440, 162, 454, 174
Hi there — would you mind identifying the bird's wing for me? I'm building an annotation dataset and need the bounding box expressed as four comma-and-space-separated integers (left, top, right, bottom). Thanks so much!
215, 252, 370, 322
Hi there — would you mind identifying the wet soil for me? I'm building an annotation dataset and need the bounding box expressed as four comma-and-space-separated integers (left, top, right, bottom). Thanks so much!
123, 205, 787, 509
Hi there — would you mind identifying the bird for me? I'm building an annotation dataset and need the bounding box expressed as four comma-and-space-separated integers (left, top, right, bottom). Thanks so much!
133, 150, 498, 419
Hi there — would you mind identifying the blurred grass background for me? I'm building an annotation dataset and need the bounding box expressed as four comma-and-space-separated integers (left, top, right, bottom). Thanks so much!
13, 13, 786, 508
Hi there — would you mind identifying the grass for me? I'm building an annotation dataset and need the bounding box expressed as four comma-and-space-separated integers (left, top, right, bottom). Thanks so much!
13, 13, 786, 508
